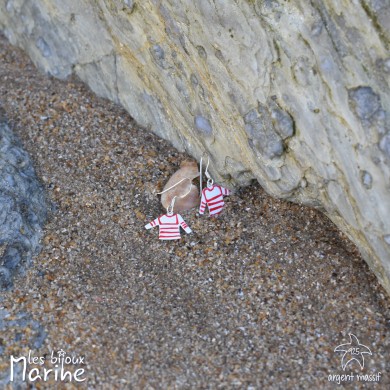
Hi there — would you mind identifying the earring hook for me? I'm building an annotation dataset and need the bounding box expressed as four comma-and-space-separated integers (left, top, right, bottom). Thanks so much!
164, 179, 193, 215
200, 156, 203, 197
200, 155, 213, 196
157, 177, 192, 195
167, 196, 176, 215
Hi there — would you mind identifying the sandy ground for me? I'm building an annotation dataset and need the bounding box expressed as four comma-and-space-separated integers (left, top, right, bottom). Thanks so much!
0, 35, 389, 389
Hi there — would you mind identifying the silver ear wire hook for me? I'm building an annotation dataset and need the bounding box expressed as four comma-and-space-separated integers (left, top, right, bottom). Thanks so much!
180, 179, 194, 199
163, 179, 193, 215
200, 156, 203, 197
200, 155, 213, 194
204, 157, 214, 188
205, 157, 210, 178
167, 196, 176, 215
157, 177, 193, 195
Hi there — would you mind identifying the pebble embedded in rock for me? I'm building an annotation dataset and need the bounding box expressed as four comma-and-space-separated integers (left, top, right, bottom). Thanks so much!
360, 170, 373, 189
194, 115, 213, 135
35, 37, 52, 58
379, 133, 390, 158
348, 86, 381, 121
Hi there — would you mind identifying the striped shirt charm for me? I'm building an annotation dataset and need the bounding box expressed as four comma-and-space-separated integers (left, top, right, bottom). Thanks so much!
145, 213, 192, 240
199, 184, 231, 216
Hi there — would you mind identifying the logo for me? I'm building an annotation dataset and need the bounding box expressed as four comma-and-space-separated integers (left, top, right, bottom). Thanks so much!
10, 349, 86, 383
334, 333, 372, 370
328, 333, 382, 385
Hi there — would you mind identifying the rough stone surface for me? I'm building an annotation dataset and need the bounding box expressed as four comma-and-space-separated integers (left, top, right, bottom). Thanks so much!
0, 113, 47, 289
0, 306, 47, 388
0, 1, 389, 293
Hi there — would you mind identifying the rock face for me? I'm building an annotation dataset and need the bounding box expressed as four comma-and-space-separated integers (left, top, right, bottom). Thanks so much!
1, 1, 389, 292
0, 111, 47, 288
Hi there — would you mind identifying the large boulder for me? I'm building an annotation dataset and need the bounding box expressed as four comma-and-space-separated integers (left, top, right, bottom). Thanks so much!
1, 0, 389, 293
0, 110, 47, 288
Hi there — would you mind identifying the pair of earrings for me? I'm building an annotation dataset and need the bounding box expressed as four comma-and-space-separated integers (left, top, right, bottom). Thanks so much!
145, 157, 231, 240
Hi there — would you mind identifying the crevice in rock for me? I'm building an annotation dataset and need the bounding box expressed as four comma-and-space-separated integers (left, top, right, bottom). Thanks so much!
310, 0, 348, 59
114, 52, 119, 103
359, 0, 389, 50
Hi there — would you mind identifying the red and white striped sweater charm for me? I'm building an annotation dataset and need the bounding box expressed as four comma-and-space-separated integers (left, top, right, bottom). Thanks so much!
145, 196, 192, 240
145, 212, 192, 240
199, 156, 231, 217
199, 183, 231, 216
